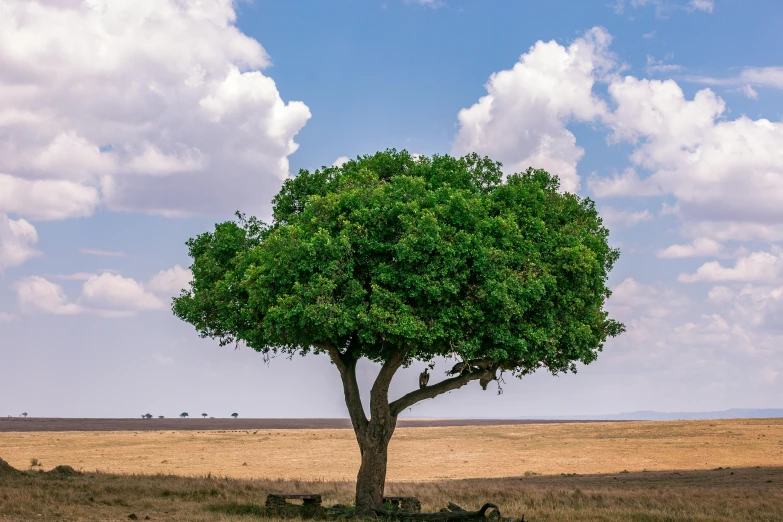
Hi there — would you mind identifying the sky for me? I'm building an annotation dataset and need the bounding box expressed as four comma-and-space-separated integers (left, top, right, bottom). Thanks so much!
2, 0, 783, 419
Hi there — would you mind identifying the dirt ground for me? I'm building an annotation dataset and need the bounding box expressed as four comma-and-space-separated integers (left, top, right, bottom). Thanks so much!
2, 418, 782, 481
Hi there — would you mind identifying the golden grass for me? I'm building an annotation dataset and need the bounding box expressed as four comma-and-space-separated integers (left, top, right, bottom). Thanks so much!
2, 418, 782, 481
1, 466, 781, 521
2, 419, 783, 521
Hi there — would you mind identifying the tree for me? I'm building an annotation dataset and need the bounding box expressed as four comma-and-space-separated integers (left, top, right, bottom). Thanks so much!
231, 413, 239, 418
173, 150, 624, 515
202, 413, 208, 418
21, 412, 27, 418
180, 412, 189, 418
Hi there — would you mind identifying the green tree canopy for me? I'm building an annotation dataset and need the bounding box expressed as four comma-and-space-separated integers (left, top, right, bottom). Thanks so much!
173, 150, 624, 513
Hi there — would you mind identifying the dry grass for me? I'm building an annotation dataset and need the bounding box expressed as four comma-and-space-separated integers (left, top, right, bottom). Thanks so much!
1, 418, 783, 521
0, 465, 781, 521
1, 419, 782, 481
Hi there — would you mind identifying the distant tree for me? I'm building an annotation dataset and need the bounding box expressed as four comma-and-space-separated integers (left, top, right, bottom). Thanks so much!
158, 416, 165, 419
173, 150, 625, 514
21, 412, 28, 418
231, 413, 239, 418
201, 413, 208, 418
180, 412, 189, 418
143, 413, 153, 419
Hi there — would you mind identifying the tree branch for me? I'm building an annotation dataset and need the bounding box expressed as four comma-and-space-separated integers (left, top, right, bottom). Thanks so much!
316, 342, 368, 435
369, 351, 405, 424
389, 367, 495, 417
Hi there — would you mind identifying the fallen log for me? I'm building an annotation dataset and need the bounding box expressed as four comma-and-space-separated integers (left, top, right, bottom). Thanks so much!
375, 502, 523, 522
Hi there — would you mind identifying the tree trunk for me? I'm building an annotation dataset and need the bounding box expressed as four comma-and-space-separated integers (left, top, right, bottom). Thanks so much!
354, 414, 396, 515
354, 427, 393, 515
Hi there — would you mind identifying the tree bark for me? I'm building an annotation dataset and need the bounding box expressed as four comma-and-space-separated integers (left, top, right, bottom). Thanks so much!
355, 417, 396, 515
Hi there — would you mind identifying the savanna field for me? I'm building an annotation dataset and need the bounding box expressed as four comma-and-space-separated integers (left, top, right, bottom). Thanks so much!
1, 418, 782, 521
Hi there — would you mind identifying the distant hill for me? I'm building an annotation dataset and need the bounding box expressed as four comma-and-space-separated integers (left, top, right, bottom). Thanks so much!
523, 408, 783, 421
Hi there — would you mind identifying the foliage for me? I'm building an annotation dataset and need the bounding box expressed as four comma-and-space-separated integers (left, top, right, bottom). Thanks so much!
173, 150, 623, 379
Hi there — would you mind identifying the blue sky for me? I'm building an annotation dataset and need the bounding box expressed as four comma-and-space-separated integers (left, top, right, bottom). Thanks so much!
2, 0, 783, 418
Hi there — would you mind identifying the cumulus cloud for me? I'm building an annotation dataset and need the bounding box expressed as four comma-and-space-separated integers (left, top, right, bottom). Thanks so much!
0, 0, 310, 219
588, 168, 662, 198
0, 174, 99, 221
453, 27, 614, 193
332, 156, 350, 168
607, 277, 690, 319
600, 77, 783, 240
707, 285, 734, 304
0, 214, 39, 271
657, 237, 725, 259
678, 248, 783, 283
79, 273, 165, 312
146, 264, 192, 296
14, 264, 189, 317
15, 276, 82, 315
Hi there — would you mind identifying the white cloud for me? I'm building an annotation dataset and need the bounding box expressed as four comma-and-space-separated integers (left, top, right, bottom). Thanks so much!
645, 55, 682, 74
681, 222, 783, 243
603, 77, 783, 231
607, 277, 690, 319
0, 214, 39, 271
707, 285, 734, 304
657, 237, 724, 259
689, 67, 783, 90
588, 168, 661, 198
78, 248, 125, 257
15, 276, 82, 315
146, 264, 192, 297
0, 0, 310, 219
739, 85, 758, 99
613, 0, 714, 16
332, 156, 350, 168
14, 264, 191, 317
0, 174, 99, 221
599, 207, 653, 228
453, 27, 614, 193
79, 273, 165, 312
688, 0, 713, 12
678, 248, 783, 283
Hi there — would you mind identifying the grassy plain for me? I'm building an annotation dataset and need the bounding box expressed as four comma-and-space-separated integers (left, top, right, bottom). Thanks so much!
1, 418, 782, 521
2, 419, 782, 480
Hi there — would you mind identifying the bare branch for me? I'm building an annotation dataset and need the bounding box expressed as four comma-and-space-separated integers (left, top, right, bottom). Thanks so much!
389, 367, 495, 417
316, 342, 368, 435
369, 351, 405, 424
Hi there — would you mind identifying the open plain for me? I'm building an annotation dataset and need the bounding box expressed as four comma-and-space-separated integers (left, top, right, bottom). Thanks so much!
1, 418, 783, 521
